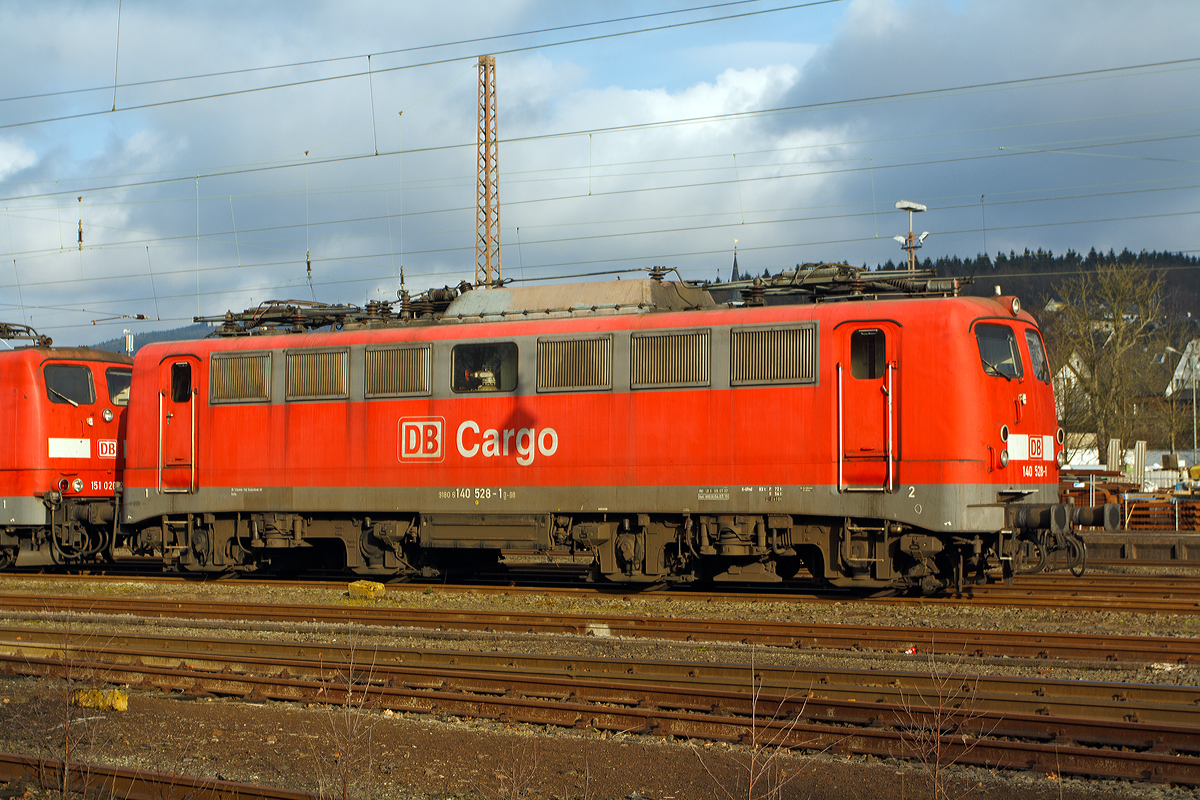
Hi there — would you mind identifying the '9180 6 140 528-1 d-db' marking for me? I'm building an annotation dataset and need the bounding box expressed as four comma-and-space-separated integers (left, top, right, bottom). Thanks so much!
438, 487, 518, 500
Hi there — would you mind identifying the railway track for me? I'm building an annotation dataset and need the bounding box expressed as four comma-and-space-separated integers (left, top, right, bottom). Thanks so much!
2, 624, 1199, 785
0, 752, 318, 800
0, 592, 1197, 664
7, 566, 1200, 613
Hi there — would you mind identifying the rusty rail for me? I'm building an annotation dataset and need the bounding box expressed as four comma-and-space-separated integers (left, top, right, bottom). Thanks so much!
3, 631, 1200, 785
0, 751, 319, 800
1, 593, 1198, 662
2, 625, 1197, 725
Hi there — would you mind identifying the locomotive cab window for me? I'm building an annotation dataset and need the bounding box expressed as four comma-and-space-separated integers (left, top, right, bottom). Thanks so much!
850, 329, 885, 379
452, 342, 518, 393
171, 362, 192, 402
106, 367, 132, 406
975, 323, 1023, 380
1024, 329, 1050, 383
44, 364, 95, 406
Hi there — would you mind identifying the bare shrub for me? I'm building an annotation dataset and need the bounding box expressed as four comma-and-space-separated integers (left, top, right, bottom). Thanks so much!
493, 740, 540, 800
309, 625, 382, 800
894, 650, 995, 800
691, 653, 822, 800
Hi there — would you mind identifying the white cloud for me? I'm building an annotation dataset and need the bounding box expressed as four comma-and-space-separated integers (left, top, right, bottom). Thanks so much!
0, 139, 36, 182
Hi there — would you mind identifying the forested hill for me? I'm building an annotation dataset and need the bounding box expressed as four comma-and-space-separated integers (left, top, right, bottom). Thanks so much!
92, 323, 213, 355
874, 249, 1200, 317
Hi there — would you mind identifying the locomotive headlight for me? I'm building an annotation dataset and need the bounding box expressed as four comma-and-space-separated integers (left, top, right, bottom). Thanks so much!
1009, 297, 1021, 316
72, 478, 84, 493
1000, 425, 1009, 443
1056, 450, 1066, 468
999, 449, 1009, 468
103, 408, 114, 423
58, 479, 69, 492
1056, 427, 1065, 445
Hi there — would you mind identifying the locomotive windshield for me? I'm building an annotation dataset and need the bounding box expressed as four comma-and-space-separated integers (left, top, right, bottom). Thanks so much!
44, 364, 96, 406
452, 342, 518, 392
1024, 329, 1050, 383
106, 367, 132, 406
975, 324, 1023, 380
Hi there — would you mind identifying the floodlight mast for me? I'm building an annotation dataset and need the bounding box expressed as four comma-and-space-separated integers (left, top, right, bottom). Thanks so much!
894, 200, 928, 272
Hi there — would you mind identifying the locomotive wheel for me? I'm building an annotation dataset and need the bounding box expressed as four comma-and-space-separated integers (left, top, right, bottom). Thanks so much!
0, 547, 14, 570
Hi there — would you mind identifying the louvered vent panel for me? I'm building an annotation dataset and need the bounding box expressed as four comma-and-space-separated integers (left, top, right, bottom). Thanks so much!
538, 337, 612, 391
631, 330, 710, 388
287, 350, 348, 400
731, 325, 817, 385
210, 354, 270, 402
366, 346, 430, 396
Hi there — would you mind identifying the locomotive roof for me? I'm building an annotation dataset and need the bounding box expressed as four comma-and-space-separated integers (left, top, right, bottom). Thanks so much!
441, 278, 718, 319
194, 264, 974, 338
0, 345, 132, 365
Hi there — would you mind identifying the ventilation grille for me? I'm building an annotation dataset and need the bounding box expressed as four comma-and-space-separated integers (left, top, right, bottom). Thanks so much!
731, 325, 818, 385
287, 350, 348, 400
211, 353, 270, 403
366, 345, 431, 397
631, 330, 710, 388
538, 337, 612, 391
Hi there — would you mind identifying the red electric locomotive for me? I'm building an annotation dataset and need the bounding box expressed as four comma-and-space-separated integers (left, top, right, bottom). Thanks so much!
117, 266, 1110, 592
0, 323, 132, 568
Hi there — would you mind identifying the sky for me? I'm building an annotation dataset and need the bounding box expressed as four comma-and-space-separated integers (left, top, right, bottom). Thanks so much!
0, 0, 1196, 345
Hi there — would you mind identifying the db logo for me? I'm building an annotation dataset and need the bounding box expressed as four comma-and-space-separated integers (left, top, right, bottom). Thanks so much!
97, 440, 118, 459
399, 417, 444, 461
1029, 437, 1043, 460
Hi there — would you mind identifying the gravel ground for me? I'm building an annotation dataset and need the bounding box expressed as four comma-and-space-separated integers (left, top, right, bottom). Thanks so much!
0, 574, 1198, 799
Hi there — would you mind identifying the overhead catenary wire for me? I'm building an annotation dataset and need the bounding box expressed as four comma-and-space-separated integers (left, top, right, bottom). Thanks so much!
0, 0, 843, 125
7, 204, 1198, 301
3, 172, 1197, 268
0, 0, 817, 108
13, 205, 1200, 338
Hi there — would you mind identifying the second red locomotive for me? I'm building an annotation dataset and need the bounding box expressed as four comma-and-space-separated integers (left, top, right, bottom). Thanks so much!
0, 324, 132, 569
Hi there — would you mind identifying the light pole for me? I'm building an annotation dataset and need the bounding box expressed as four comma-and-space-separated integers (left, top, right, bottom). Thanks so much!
1178, 345, 1199, 466
893, 200, 929, 272
1166, 346, 1182, 455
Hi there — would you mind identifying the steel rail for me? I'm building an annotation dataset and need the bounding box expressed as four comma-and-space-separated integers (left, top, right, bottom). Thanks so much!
3, 643, 1200, 785
0, 593, 1197, 663
2, 625, 1197, 725
10, 562, 1200, 607
0, 751, 319, 800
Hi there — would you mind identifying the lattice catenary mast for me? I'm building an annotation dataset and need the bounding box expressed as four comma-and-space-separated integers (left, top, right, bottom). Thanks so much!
475, 55, 501, 286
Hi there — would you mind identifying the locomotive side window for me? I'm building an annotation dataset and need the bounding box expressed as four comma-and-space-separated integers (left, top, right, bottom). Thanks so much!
537, 336, 613, 392
211, 353, 270, 403
366, 344, 431, 397
106, 367, 132, 406
975, 324, 1024, 380
631, 329, 711, 388
170, 362, 192, 403
44, 364, 95, 406
287, 349, 349, 400
849, 330, 885, 380
731, 325, 817, 385
452, 342, 518, 393
1024, 329, 1050, 383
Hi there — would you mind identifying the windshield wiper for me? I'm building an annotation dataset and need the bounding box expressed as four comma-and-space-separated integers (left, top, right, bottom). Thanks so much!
48, 387, 79, 407
981, 358, 1012, 381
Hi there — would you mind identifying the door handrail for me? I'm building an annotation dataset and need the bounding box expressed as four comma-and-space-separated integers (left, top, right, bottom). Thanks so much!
838, 360, 895, 494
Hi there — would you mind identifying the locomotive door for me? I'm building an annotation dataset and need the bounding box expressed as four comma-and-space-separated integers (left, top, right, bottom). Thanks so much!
838, 326, 896, 492
158, 356, 200, 493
